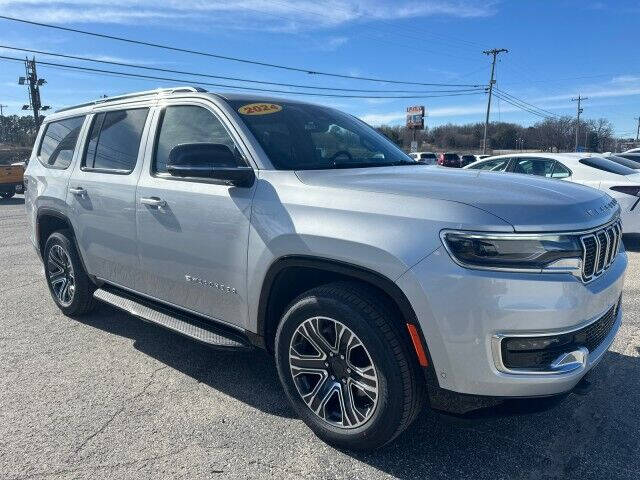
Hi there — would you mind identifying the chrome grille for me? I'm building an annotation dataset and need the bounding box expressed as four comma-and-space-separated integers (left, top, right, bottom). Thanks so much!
580, 221, 621, 282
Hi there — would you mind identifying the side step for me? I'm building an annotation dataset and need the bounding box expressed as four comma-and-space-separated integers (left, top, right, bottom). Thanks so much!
93, 286, 251, 350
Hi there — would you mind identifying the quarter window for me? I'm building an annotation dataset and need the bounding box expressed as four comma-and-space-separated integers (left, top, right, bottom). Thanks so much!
512, 158, 555, 177
84, 108, 149, 173
470, 159, 509, 171
153, 105, 238, 174
551, 162, 571, 178
38, 116, 85, 169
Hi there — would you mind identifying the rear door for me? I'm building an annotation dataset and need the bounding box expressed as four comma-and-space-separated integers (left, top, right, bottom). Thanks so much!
135, 100, 255, 328
67, 106, 152, 289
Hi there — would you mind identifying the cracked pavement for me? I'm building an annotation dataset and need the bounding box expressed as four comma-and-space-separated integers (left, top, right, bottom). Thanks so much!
1, 195, 639, 479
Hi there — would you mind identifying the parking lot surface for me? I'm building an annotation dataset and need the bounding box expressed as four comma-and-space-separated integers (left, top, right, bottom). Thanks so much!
1, 195, 639, 480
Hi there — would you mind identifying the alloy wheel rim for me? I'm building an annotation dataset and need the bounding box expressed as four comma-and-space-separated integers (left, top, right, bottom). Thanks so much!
47, 244, 75, 307
289, 316, 379, 429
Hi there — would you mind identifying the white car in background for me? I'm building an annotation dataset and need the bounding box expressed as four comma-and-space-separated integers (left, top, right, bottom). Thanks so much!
465, 153, 640, 233
408, 151, 438, 164
623, 147, 640, 153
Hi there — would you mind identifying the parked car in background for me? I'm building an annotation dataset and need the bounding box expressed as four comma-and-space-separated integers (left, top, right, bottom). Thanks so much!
408, 151, 438, 164
465, 153, 640, 233
0, 161, 25, 199
11, 161, 26, 193
623, 148, 640, 153
459, 154, 477, 167
437, 152, 461, 167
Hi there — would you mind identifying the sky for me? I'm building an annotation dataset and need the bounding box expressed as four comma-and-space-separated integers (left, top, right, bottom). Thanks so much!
0, 0, 639, 137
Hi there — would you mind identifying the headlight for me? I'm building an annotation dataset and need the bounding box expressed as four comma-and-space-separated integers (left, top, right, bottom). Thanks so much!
441, 231, 582, 272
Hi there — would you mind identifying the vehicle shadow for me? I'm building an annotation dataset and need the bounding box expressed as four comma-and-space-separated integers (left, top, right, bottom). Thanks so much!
75, 303, 295, 419
347, 349, 640, 479
0, 196, 25, 206
77, 304, 640, 479
622, 234, 640, 252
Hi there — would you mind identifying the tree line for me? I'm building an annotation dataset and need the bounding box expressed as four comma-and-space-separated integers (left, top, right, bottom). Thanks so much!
0, 115, 38, 147
376, 116, 620, 153
0, 113, 625, 154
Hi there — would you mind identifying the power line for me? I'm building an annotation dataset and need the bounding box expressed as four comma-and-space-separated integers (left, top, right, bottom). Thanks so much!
0, 15, 484, 87
492, 91, 553, 119
494, 88, 560, 118
0, 55, 487, 100
0, 44, 485, 94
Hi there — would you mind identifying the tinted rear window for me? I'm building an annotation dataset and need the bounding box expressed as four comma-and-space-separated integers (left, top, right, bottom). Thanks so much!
84, 108, 148, 173
38, 116, 85, 169
606, 155, 640, 169
444, 153, 459, 159
579, 157, 635, 175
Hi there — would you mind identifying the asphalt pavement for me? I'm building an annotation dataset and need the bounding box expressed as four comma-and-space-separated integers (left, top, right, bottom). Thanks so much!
1, 194, 639, 479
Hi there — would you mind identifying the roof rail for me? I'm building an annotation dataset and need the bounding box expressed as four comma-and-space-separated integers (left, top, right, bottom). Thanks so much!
55, 86, 208, 113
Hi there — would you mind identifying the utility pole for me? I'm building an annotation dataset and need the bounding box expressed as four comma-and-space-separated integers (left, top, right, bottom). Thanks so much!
482, 48, 508, 154
18, 57, 50, 129
571, 95, 587, 151
0, 104, 7, 144
635, 117, 640, 142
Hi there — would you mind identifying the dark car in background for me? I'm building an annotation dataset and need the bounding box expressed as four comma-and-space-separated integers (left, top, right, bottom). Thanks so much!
459, 154, 477, 167
437, 152, 461, 167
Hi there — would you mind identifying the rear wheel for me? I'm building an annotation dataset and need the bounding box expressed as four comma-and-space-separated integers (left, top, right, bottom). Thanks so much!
275, 281, 425, 450
44, 230, 95, 316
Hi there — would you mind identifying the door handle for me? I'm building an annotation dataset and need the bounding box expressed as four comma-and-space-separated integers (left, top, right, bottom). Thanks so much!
69, 187, 86, 197
140, 196, 167, 208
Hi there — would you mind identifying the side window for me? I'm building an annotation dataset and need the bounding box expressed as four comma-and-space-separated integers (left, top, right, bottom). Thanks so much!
153, 105, 239, 174
38, 116, 85, 169
512, 158, 555, 177
83, 108, 149, 173
551, 162, 571, 179
470, 159, 509, 171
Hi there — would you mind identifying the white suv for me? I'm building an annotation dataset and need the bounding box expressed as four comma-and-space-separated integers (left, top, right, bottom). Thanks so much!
25, 87, 626, 449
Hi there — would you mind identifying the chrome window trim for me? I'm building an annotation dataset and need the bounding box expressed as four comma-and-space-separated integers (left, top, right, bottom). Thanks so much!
491, 302, 621, 376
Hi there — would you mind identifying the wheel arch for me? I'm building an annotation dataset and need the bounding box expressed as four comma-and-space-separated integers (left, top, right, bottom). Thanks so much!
36, 207, 91, 278
256, 256, 435, 377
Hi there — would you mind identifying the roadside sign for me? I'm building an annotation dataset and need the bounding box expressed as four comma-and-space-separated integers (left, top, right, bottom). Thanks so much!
410, 141, 418, 152
406, 106, 425, 130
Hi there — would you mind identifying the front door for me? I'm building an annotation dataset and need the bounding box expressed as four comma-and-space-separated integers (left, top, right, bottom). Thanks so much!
68, 106, 151, 289
135, 102, 255, 328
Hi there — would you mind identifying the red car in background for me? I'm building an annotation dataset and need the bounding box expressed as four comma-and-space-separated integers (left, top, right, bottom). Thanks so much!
437, 152, 461, 168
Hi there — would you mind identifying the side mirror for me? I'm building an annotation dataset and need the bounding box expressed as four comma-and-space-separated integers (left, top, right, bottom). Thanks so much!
166, 143, 255, 188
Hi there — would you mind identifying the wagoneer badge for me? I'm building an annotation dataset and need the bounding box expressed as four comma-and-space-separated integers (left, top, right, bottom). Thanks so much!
185, 275, 238, 294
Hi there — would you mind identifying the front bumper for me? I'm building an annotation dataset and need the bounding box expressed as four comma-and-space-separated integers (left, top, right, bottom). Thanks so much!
397, 245, 627, 397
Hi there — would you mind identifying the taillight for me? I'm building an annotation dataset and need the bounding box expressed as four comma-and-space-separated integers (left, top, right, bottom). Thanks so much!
610, 186, 640, 197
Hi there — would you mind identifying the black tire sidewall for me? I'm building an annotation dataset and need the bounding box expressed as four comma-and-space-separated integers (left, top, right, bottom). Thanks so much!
44, 231, 93, 316
275, 293, 408, 450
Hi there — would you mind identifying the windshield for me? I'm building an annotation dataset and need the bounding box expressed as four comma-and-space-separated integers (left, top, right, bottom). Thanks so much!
228, 100, 413, 170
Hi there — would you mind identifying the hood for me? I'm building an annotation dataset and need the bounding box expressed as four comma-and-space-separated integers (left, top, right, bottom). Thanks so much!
296, 166, 619, 232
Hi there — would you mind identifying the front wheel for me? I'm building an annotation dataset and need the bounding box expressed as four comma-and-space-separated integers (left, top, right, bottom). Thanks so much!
275, 282, 425, 450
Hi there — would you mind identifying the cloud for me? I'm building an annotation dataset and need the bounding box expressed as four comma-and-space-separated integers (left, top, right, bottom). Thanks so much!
0, 1, 497, 31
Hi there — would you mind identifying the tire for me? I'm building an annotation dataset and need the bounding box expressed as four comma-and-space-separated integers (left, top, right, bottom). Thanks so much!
1, 191, 15, 199
275, 281, 426, 450
43, 230, 95, 316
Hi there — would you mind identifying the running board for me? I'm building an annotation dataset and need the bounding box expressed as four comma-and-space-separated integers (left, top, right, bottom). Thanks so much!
93, 286, 251, 350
